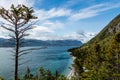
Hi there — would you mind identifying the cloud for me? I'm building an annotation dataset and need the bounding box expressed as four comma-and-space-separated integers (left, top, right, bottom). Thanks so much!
26, 21, 64, 40
69, 3, 120, 21
27, 28, 96, 43
0, 1, 119, 42
61, 0, 84, 8
41, 20, 64, 30
32, 25, 54, 33
61, 32, 96, 43
0, 0, 34, 9
35, 8, 71, 21
0, 27, 11, 38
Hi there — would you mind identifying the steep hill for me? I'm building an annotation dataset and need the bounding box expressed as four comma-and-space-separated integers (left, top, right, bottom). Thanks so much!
89, 14, 120, 43
71, 14, 120, 49
69, 14, 120, 80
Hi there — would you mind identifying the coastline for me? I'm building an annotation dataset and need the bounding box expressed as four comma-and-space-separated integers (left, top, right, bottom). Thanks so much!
67, 56, 75, 79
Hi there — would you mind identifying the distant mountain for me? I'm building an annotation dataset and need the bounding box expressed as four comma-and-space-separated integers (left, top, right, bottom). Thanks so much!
0, 38, 82, 47
69, 14, 120, 79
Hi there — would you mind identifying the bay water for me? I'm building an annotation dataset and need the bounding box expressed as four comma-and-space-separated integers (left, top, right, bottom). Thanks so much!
0, 46, 76, 79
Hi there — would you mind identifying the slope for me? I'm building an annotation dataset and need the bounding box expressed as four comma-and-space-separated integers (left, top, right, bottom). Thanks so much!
69, 14, 120, 80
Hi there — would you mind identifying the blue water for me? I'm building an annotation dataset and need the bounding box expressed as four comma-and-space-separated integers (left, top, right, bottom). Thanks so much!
0, 46, 76, 79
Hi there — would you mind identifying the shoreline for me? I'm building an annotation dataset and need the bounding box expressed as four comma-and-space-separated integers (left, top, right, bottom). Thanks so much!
67, 56, 75, 79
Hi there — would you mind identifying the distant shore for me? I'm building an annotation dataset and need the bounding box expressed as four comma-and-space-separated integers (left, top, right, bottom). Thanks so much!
67, 56, 75, 79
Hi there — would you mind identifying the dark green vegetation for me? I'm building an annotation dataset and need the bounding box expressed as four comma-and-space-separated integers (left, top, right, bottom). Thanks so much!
0, 67, 76, 80
69, 14, 120, 80
0, 77, 4, 80
23, 67, 68, 80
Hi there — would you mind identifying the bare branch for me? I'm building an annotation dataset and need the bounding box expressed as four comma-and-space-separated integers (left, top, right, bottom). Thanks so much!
19, 33, 29, 40
18, 21, 37, 33
1, 25, 15, 32
2, 23, 14, 27
8, 34, 16, 39
18, 20, 39, 29
17, 20, 27, 28
18, 47, 47, 54
18, 59, 31, 66
18, 51, 32, 57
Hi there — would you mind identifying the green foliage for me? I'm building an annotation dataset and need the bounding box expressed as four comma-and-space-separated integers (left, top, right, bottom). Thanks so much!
114, 31, 120, 42
57, 75, 68, 80
22, 67, 70, 80
0, 77, 4, 80
69, 14, 120, 79
88, 14, 120, 43
23, 67, 33, 80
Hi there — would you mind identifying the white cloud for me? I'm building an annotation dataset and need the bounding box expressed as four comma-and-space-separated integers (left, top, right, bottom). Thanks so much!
61, 0, 83, 8
69, 3, 120, 21
0, 27, 11, 38
35, 8, 71, 21
41, 20, 64, 30
27, 25, 53, 40
27, 28, 96, 43
32, 25, 54, 33
26, 21, 64, 40
61, 32, 96, 43
0, 0, 34, 9
0, 1, 119, 42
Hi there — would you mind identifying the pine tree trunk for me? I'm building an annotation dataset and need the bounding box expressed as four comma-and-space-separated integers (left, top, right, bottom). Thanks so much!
14, 51, 18, 80
14, 24, 19, 80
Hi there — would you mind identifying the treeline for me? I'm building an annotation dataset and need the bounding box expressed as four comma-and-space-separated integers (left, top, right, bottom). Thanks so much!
22, 67, 68, 80
0, 67, 78, 80
69, 31, 120, 80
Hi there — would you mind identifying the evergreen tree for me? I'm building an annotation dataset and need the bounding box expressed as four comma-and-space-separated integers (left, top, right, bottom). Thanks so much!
55, 70, 60, 80
0, 77, 4, 80
46, 70, 52, 80
105, 32, 120, 79
0, 5, 37, 80
24, 66, 33, 80
38, 67, 45, 80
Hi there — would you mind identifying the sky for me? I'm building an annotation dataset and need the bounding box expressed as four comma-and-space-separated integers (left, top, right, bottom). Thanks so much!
0, 0, 120, 43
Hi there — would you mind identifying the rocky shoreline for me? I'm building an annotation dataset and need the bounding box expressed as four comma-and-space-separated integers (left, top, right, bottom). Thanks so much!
67, 57, 75, 79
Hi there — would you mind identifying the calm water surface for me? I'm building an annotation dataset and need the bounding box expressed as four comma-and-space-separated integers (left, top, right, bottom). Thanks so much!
0, 46, 76, 79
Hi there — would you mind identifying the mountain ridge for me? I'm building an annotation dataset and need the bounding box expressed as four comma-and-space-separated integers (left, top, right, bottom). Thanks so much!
0, 38, 82, 47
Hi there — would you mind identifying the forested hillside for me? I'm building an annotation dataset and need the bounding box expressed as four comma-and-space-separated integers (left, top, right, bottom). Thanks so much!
69, 14, 120, 80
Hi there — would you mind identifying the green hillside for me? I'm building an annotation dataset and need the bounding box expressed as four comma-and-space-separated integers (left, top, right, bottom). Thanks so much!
69, 14, 120, 80
89, 14, 120, 43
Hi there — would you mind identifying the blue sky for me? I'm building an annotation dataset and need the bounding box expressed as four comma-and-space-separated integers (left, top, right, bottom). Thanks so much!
0, 0, 120, 42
